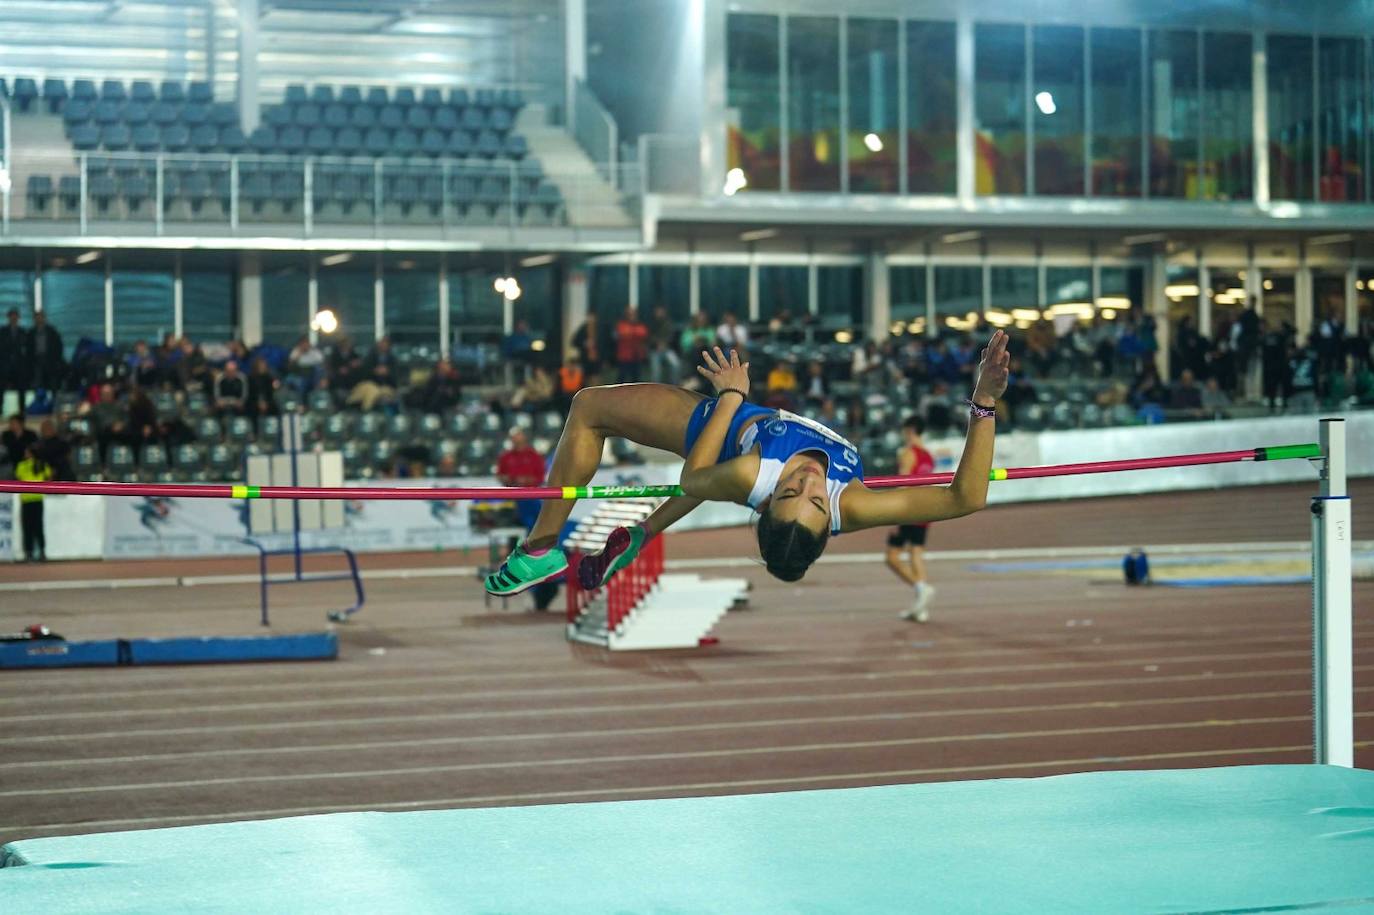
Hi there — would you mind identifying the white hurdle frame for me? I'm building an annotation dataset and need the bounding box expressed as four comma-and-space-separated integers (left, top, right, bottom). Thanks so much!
1313, 417, 1354, 767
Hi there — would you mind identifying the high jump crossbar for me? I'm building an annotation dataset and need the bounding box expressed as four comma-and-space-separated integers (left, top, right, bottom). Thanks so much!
0, 442, 1323, 502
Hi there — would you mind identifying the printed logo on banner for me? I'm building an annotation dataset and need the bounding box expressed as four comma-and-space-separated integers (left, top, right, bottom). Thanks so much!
0, 496, 13, 560
136, 497, 176, 535
427, 500, 461, 526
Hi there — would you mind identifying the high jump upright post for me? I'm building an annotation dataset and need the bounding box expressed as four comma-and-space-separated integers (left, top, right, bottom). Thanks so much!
1313, 417, 1353, 767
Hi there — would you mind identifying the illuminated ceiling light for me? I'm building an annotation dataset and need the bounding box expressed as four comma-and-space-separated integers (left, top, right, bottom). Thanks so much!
396, 259, 416, 270
1237, 271, 1246, 280
906, 321, 924, 334
311, 309, 339, 334
723, 167, 748, 196
833, 330, 853, 344
1357, 280, 1366, 291
1164, 284, 1200, 298
984, 311, 1014, 326
1263, 279, 1274, 290
320, 252, 353, 267
1011, 308, 1041, 321
531, 339, 546, 352
941, 229, 981, 245
75, 250, 101, 265
494, 277, 509, 294
1122, 232, 1166, 246
519, 254, 556, 268
739, 227, 778, 242
890, 321, 906, 334
1034, 91, 1057, 115
863, 133, 883, 152
1309, 233, 1353, 246
1093, 297, 1131, 309
1101, 308, 1118, 319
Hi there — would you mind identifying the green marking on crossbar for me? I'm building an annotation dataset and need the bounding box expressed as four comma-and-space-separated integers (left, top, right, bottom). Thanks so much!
1259, 443, 1322, 462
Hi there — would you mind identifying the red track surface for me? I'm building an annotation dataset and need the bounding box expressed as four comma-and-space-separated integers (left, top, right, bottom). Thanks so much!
0, 480, 1369, 845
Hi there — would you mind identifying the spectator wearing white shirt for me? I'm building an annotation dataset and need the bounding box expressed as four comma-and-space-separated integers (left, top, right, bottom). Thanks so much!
716, 311, 749, 353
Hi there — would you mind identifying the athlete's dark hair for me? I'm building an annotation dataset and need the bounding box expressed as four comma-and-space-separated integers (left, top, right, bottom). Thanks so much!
756, 508, 830, 582
902, 415, 925, 436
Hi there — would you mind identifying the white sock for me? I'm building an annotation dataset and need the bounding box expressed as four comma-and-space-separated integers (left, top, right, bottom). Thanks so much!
914, 581, 928, 596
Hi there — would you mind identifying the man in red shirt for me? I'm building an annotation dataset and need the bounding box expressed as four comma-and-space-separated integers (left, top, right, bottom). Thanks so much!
887, 416, 938, 622
497, 428, 559, 609
614, 306, 649, 383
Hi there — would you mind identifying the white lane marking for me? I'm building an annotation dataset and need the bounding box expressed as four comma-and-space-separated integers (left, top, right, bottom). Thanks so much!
1, 540, 1365, 592
3, 714, 1357, 799
0, 626, 1321, 706
0, 646, 1347, 724
7, 685, 1363, 772
4, 663, 1369, 750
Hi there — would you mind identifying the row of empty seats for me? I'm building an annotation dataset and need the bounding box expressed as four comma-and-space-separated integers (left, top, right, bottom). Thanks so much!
67, 122, 528, 159
3, 77, 215, 112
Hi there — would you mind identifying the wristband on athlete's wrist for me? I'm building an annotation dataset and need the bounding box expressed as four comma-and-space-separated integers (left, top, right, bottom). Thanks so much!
716, 387, 748, 401
966, 397, 996, 419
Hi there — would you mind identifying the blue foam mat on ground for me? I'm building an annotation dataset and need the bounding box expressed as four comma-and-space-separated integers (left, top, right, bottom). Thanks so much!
3, 765, 1374, 914
0, 633, 335, 669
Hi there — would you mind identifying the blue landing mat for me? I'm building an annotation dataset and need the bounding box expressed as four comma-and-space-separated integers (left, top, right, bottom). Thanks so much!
4, 765, 1374, 914
0, 632, 336, 668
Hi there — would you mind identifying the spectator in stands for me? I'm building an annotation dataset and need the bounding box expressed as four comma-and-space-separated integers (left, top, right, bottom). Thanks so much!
436, 453, 460, 477
1315, 304, 1346, 396
801, 360, 828, 407
286, 335, 325, 392
3, 414, 36, 471
1001, 361, 1039, 424
1355, 361, 1374, 406
127, 387, 159, 447
502, 319, 535, 365
35, 419, 74, 481
246, 357, 280, 427
30, 311, 64, 392
511, 364, 555, 412
814, 397, 842, 433
1261, 322, 1291, 412
88, 383, 126, 460
570, 313, 608, 383
716, 311, 749, 354
414, 358, 463, 414
647, 306, 681, 383
918, 381, 955, 435
851, 341, 881, 382
328, 337, 365, 393
212, 359, 248, 417
496, 427, 547, 533
766, 359, 799, 394
347, 337, 398, 411
679, 312, 716, 358
614, 306, 649, 382
1025, 319, 1056, 377
555, 359, 584, 413
1129, 364, 1169, 410
1088, 316, 1117, 378
174, 339, 211, 393
1287, 342, 1318, 413
1233, 300, 1262, 396
15, 444, 52, 561
0, 309, 32, 416
127, 340, 161, 389
1168, 368, 1204, 416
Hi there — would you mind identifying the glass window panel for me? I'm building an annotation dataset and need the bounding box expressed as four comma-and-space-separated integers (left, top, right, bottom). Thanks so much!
1207, 266, 1249, 336
727, 14, 782, 191
934, 265, 983, 322
1091, 28, 1143, 197
1147, 30, 1200, 199
41, 266, 106, 346
517, 265, 559, 340
990, 266, 1038, 309
637, 265, 690, 324
906, 20, 957, 195
383, 260, 439, 346
1046, 266, 1092, 305
318, 265, 375, 343
787, 17, 841, 192
1317, 36, 1367, 202
112, 270, 174, 345
1268, 34, 1316, 201
757, 265, 807, 321
453, 270, 505, 341
816, 265, 862, 329
1202, 32, 1253, 201
1032, 25, 1085, 196
1261, 273, 1297, 334
697, 266, 747, 324
183, 270, 236, 343
1097, 265, 1145, 324
975, 23, 1027, 195
891, 265, 928, 325
1358, 269, 1374, 333
588, 264, 629, 323
1165, 264, 1200, 331
847, 18, 899, 193
261, 262, 308, 347
0, 271, 36, 320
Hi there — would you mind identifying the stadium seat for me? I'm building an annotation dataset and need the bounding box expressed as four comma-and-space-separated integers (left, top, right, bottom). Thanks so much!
194, 416, 221, 441
306, 126, 333, 155
183, 103, 210, 126
131, 124, 160, 152
123, 102, 151, 125
323, 103, 349, 129
70, 123, 101, 151
530, 182, 563, 221
101, 79, 126, 103
445, 130, 473, 158
285, 84, 308, 106
25, 176, 52, 216
179, 172, 213, 211
248, 126, 276, 154
142, 444, 169, 472
488, 108, 512, 134
310, 85, 334, 106
174, 444, 207, 477
432, 106, 458, 132
338, 85, 362, 107
503, 134, 528, 160
419, 129, 446, 158
334, 126, 363, 155
12, 77, 39, 112
365, 86, 389, 107
272, 170, 304, 209
122, 172, 152, 210
405, 106, 431, 130
150, 102, 179, 126
393, 87, 416, 107
260, 415, 282, 443
460, 107, 485, 132
340, 440, 371, 478
42, 77, 68, 112
363, 127, 389, 157
474, 130, 502, 158
209, 102, 238, 126
390, 173, 421, 214
358, 413, 384, 437
474, 88, 497, 110
159, 81, 185, 104
94, 100, 123, 124
107, 444, 136, 477
219, 125, 247, 153
0, 77, 6, 100
161, 125, 190, 152
57, 176, 81, 214
392, 129, 419, 156
447, 175, 477, 212
100, 123, 133, 151
420, 87, 444, 108
226, 416, 254, 442
187, 81, 212, 103
497, 88, 525, 111
379, 105, 404, 130
190, 124, 219, 152
449, 88, 470, 108
349, 105, 377, 129
130, 80, 156, 104
275, 124, 304, 153
263, 105, 292, 128
71, 78, 97, 103
207, 444, 240, 477
295, 103, 321, 127
73, 446, 101, 479
62, 99, 93, 125
241, 172, 272, 211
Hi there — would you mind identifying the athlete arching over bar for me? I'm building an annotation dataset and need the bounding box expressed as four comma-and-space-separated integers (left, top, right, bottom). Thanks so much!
484, 331, 1010, 595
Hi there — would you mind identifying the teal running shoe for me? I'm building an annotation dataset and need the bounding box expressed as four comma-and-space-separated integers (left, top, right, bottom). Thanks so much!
577, 525, 648, 590
484, 543, 568, 596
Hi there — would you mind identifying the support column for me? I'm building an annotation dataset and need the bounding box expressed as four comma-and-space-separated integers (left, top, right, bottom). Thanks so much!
239, 252, 263, 346
373, 254, 384, 340
1345, 264, 1359, 331
438, 255, 450, 358
562, 258, 588, 357
103, 254, 114, 346
1313, 417, 1353, 767
865, 248, 890, 343
1253, 33, 1269, 208
1198, 259, 1212, 340
173, 253, 184, 340
306, 256, 318, 345
236, 0, 261, 133
1296, 261, 1314, 341
1149, 253, 1170, 379
700, 0, 728, 198
564, 0, 586, 127
955, 16, 975, 206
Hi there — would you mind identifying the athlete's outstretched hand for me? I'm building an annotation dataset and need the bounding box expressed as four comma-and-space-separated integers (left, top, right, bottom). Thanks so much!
697, 346, 750, 397
972, 330, 1010, 407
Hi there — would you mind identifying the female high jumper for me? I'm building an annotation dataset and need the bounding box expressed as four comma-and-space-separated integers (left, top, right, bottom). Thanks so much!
485, 330, 1009, 594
